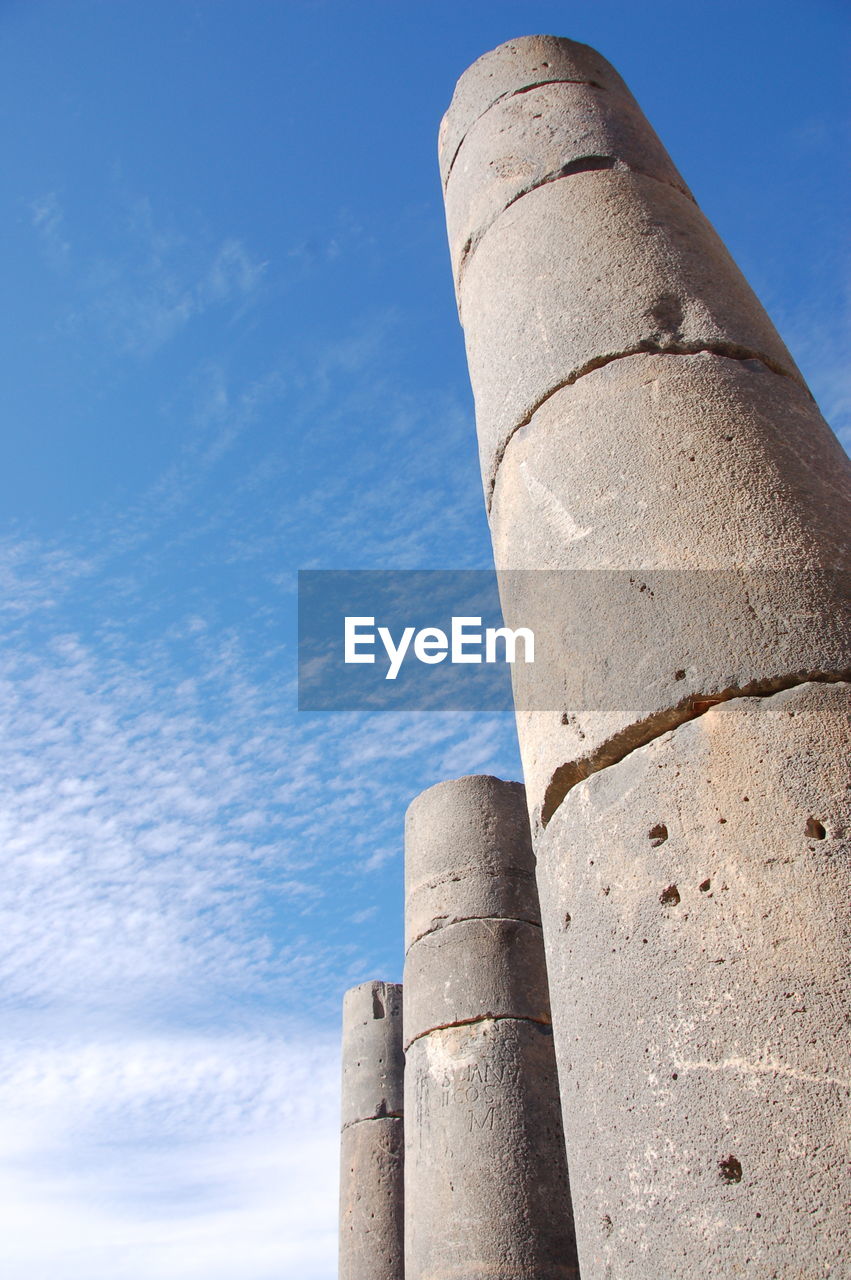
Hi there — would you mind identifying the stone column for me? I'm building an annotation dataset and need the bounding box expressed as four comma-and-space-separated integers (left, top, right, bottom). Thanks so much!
441, 35, 851, 1279
403, 775, 579, 1280
339, 980, 404, 1280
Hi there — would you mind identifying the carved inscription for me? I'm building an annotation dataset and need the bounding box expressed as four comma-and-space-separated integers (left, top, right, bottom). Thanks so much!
439, 1057, 520, 1132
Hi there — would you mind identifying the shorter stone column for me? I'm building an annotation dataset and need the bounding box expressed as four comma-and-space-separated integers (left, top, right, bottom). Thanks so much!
404, 775, 578, 1280
339, 980, 404, 1280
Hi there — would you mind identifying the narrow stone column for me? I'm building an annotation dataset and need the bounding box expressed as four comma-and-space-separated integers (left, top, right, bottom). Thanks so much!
441, 35, 851, 1279
403, 775, 579, 1280
339, 980, 404, 1280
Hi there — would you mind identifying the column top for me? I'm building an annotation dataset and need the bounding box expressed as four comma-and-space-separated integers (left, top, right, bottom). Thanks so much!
405, 774, 539, 952
439, 34, 632, 186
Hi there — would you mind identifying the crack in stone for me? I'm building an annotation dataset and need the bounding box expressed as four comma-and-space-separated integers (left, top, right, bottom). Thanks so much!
411, 865, 535, 892
443, 78, 606, 187
404, 1011, 552, 1052
407, 911, 542, 950
341, 1112, 404, 1133
455, 158, 697, 290
486, 345, 808, 514
540, 673, 851, 829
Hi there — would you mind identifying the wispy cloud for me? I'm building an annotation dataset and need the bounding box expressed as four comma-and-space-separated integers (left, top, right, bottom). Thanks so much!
31, 192, 71, 266
0, 1029, 339, 1279
31, 189, 267, 359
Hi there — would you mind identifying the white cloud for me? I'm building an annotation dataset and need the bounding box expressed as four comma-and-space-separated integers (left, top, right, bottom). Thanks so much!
0, 1030, 339, 1280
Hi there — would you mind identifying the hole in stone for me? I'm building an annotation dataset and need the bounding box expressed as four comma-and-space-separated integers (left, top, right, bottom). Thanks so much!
805, 817, 826, 840
718, 1154, 743, 1183
649, 823, 668, 847
563, 912, 572, 929
699, 879, 711, 892
672, 1072, 678, 1079
372, 989, 386, 1018
601, 1214, 613, 1236
674, 669, 686, 680
660, 884, 680, 906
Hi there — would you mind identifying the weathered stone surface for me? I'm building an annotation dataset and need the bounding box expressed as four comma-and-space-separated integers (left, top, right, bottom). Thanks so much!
488, 352, 851, 825
405, 773, 539, 951
340, 980, 404, 1128
339, 981, 404, 1280
439, 35, 635, 187
404, 775, 578, 1278
406, 1020, 579, 1279
404, 915, 551, 1048
445, 79, 691, 288
460, 170, 803, 492
492, 352, 851, 572
339, 1116, 404, 1280
441, 34, 851, 1280
536, 682, 851, 1279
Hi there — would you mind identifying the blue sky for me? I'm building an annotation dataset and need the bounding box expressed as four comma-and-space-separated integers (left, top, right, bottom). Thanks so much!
0, 1, 848, 1275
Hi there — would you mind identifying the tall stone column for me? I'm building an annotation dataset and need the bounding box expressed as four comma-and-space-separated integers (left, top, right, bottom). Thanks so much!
403, 775, 579, 1280
339, 980, 404, 1280
441, 35, 851, 1279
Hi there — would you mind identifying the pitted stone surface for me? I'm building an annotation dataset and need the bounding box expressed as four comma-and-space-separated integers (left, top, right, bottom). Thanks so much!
406, 1020, 579, 1279
445, 78, 691, 288
439, 35, 634, 187
339, 1116, 404, 1280
459, 170, 802, 492
340, 981, 404, 1128
536, 682, 851, 1278
441, 34, 851, 1280
487, 352, 851, 824
405, 774, 539, 951
404, 774, 578, 1279
404, 915, 551, 1048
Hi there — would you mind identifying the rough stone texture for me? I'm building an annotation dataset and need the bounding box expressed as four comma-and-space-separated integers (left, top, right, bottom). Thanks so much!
488, 352, 851, 825
536, 682, 851, 1279
459, 170, 804, 492
439, 35, 635, 187
340, 980, 404, 1127
441, 34, 851, 1280
405, 773, 539, 951
404, 775, 578, 1279
340, 1116, 404, 1280
406, 1020, 578, 1280
339, 981, 404, 1280
404, 916, 551, 1048
445, 79, 692, 289
492, 353, 851, 573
